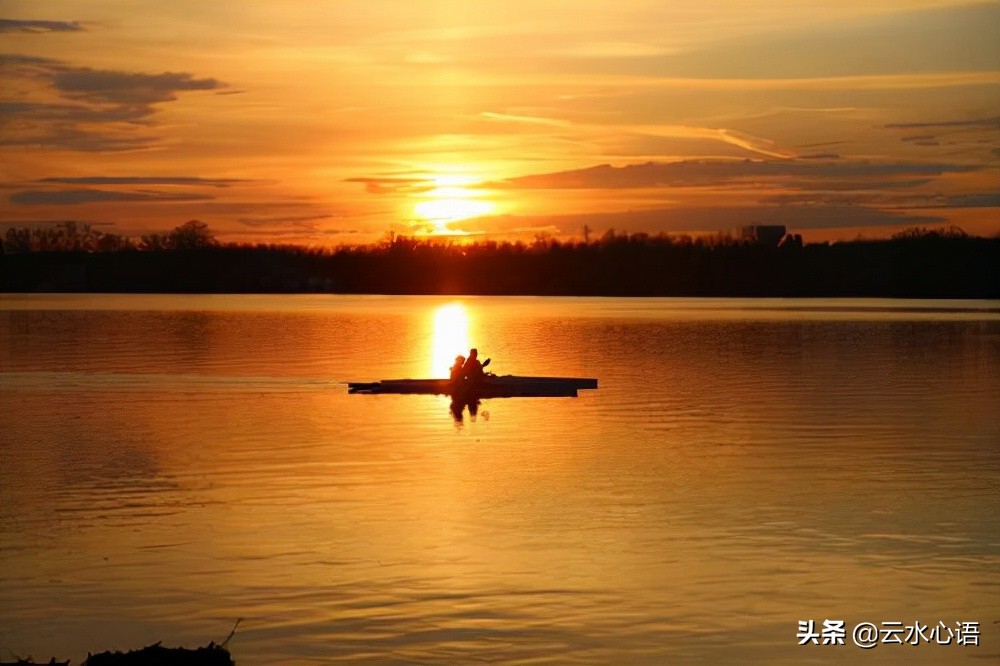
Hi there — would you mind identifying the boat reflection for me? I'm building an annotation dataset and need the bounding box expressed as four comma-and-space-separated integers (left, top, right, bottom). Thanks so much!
449, 397, 481, 424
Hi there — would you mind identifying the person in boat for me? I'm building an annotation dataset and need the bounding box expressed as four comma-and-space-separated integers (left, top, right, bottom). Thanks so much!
462, 348, 485, 383
449, 355, 466, 382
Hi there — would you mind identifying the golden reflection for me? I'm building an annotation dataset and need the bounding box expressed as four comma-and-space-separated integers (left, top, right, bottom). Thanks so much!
431, 303, 470, 377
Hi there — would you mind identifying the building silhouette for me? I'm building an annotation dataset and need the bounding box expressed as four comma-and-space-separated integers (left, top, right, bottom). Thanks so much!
738, 225, 787, 246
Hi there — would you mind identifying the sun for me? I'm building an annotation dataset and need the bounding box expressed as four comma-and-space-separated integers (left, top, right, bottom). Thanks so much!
415, 197, 492, 229
414, 182, 493, 233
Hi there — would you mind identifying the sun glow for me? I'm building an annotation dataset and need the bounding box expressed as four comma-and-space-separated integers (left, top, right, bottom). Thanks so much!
415, 183, 493, 233
431, 303, 470, 377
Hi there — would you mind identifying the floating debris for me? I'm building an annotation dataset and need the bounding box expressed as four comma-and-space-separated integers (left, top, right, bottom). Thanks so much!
4, 619, 241, 666
82, 642, 233, 666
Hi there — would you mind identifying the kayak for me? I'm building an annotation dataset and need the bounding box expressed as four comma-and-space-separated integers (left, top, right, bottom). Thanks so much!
348, 375, 598, 398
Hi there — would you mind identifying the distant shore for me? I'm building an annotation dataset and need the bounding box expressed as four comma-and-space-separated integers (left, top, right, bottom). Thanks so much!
3, 227, 997, 298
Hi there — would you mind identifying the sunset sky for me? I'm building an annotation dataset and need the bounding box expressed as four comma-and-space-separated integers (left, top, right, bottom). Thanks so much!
2, 1, 998, 245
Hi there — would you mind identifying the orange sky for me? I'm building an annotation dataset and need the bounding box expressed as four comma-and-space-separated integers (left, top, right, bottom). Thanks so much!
1, 1, 998, 245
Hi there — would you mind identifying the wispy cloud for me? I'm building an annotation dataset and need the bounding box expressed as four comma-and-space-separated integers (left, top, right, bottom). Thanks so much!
764, 189, 1000, 209
0, 19, 84, 33
0, 101, 154, 125
542, 3, 1000, 80
344, 176, 433, 194
1, 53, 226, 152
884, 115, 999, 152
884, 116, 1000, 130
237, 214, 335, 227
0, 126, 155, 152
0, 219, 113, 229
479, 111, 570, 127
615, 125, 795, 159
482, 159, 978, 190
38, 177, 253, 188
461, 204, 946, 237
52, 69, 221, 106
10, 189, 215, 205
716, 129, 793, 159
2, 2, 997, 244
911, 193, 1000, 209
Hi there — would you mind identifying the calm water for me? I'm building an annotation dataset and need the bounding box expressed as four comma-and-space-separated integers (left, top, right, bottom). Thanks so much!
1, 295, 998, 664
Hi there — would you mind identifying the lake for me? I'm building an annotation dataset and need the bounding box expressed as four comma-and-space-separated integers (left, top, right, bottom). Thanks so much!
1, 294, 998, 664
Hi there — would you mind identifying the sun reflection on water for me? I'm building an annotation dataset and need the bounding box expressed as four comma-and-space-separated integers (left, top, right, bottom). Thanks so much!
431, 303, 470, 377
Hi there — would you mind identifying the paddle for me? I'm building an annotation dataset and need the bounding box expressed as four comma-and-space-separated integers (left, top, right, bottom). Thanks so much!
482, 358, 491, 368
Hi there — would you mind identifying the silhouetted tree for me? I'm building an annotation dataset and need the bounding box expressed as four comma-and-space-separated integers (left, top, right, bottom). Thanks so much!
169, 220, 216, 249
139, 233, 170, 251
1, 223, 997, 297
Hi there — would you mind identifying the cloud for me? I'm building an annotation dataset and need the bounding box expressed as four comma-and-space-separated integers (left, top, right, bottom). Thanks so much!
885, 116, 1000, 130
344, 176, 432, 194
766, 178, 934, 196
2, 55, 224, 104
911, 193, 1000, 209
1, 219, 113, 229
1, 53, 226, 152
777, 178, 935, 193
762, 189, 1000, 211
543, 3, 1000, 80
344, 177, 425, 184
10, 189, 214, 205
461, 204, 946, 236
38, 176, 253, 188
563, 121, 798, 159
0, 53, 63, 74
0, 19, 84, 33
0, 101, 153, 124
479, 111, 570, 127
0, 53, 62, 81
165, 201, 322, 214
483, 159, 977, 190
796, 141, 848, 150
0, 126, 156, 152
237, 214, 334, 227
885, 116, 999, 151
712, 128, 792, 159
52, 69, 221, 105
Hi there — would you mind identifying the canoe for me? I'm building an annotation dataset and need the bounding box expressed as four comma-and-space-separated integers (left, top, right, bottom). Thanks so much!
348, 375, 598, 398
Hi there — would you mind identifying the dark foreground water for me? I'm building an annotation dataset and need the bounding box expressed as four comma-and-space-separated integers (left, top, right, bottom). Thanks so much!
1, 295, 998, 664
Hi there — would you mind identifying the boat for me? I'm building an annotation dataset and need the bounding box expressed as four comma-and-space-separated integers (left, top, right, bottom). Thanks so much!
348, 374, 598, 398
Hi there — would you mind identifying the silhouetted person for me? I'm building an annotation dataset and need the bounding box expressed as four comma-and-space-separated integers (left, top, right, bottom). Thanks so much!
462, 348, 484, 383
449, 355, 466, 382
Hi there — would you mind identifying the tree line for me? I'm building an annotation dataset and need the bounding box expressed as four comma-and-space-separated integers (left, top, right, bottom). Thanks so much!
2, 219, 217, 253
2, 220, 997, 297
